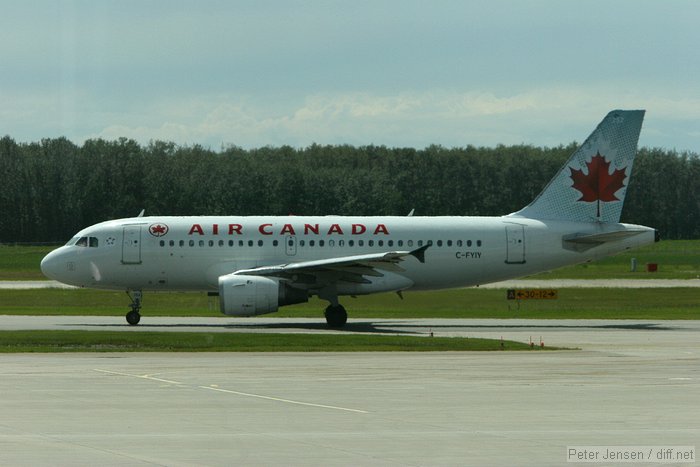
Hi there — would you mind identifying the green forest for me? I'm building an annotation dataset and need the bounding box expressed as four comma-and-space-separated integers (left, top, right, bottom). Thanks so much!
1, 135, 698, 243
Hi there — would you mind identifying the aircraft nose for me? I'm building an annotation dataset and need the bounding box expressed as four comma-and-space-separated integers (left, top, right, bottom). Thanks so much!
40, 249, 62, 281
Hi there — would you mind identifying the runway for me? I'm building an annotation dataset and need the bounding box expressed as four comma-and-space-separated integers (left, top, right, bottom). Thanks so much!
0, 317, 698, 465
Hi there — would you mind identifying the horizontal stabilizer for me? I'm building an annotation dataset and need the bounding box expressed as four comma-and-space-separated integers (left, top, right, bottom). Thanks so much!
562, 228, 648, 252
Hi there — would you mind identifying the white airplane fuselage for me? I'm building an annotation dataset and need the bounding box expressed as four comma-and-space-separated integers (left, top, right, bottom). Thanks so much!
40, 110, 655, 326
42, 215, 655, 293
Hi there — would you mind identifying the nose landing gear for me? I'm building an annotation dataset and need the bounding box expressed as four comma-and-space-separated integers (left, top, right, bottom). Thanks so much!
126, 290, 142, 325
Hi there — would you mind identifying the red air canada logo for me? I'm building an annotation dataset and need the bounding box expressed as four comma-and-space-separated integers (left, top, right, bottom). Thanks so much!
570, 152, 626, 217
149, 223, 169, 237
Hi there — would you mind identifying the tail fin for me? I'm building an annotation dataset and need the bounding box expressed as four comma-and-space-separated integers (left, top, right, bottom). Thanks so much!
511, 110, 645, 223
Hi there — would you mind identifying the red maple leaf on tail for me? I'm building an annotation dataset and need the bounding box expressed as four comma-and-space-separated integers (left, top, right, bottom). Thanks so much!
569, 152, 626, 218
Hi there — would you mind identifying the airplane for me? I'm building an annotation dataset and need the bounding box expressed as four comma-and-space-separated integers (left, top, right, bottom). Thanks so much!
41, 110, 658, 327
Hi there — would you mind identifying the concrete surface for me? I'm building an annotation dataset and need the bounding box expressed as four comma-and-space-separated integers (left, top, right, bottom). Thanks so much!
0, 318, 698, 466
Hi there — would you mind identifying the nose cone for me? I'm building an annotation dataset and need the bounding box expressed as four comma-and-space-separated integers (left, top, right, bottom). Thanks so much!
40, 249, 63, 281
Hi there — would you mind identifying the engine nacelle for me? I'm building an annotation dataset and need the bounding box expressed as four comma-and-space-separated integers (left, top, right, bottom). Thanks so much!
218, 274, 308, 317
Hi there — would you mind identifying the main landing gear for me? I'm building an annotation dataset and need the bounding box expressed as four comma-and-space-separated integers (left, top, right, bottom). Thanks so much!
324, 304, 347, 328
126, 290, 142, 325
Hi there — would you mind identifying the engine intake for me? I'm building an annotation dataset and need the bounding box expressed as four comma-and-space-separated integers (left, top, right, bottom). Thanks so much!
218, 274, 308, 316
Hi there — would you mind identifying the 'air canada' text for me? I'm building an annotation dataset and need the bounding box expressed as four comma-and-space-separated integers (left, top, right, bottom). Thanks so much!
188, 223, 390, 236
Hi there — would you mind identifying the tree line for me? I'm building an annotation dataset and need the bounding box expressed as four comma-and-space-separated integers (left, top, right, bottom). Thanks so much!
0, 135, 698, 242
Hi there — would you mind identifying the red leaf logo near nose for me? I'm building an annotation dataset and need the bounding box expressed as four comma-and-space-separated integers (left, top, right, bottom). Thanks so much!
570, 152, 626, 202
149, 224, 169, 237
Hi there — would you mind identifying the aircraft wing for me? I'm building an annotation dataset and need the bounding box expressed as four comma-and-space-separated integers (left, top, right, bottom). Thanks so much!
233, 244, 429, 286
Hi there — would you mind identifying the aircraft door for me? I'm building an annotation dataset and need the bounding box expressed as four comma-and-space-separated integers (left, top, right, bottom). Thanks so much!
505, 225, 526, 264
285, 235, 297, 256
122, 226, 142, 264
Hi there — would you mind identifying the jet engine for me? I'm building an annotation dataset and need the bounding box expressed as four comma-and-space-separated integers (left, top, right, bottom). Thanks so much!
218, 274, 308, 316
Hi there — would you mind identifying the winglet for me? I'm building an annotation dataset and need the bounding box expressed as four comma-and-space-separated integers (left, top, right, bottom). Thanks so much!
409, 244, 430, 263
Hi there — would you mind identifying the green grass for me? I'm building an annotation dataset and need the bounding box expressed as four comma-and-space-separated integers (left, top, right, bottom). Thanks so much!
0, 240, 698, 321
528, 239, 700, 279
0, 330, 544, 352
0, 245, 55, 280
0, 287, 697, 320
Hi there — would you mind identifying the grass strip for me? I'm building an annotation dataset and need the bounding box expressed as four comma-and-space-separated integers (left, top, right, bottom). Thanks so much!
0, 330, 553, 352
1, 287, 698, 320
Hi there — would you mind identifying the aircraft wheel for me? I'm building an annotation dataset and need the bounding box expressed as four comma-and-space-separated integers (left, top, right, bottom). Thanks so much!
324, 305, 347, 328
126, 310, 141, 325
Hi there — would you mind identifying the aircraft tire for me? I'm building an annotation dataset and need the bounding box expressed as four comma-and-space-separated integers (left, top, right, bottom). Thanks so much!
324, 305, 347, 328
126, 310, 141, 325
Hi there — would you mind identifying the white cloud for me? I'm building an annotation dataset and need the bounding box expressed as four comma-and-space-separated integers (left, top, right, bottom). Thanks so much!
78, 88, 700, 151
2, 86, 699, 152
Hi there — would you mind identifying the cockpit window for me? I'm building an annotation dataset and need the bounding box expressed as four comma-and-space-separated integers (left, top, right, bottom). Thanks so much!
74, 236, 99, 248
66, 237, 79, 246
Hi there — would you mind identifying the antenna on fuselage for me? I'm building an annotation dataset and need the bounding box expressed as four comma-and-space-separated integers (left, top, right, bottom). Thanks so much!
137, 209, 145, 217
407, 209, 415, 217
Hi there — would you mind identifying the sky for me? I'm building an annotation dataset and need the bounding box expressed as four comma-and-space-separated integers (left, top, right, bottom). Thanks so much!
1, 0, 699, 151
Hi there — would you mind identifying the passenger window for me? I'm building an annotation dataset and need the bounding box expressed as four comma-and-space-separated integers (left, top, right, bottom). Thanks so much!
418, 240, 424, 246
169, 240, 175, 247
477, 240, 482, 247
398, 240, 403, 247
348, 240, 354, 247
329, 240, 335, 247
159, 240, 165, 247
319, 240, 325, 247
199, 240, 205, 247
457, 240, 463, 247
369, 240, 374, 247
358, 240, 364, 247
229, 240, 234, 247
258, 240, 264, 247
218, 240, 224, 247
338, 240, 344, 247
407, 240, 413, 247
248, 240, 253, 247
189, 240, 195, 247
300, 240, 306, 247
437, 240, 442, 247
388, 240, 393, 247
273, 240, 279, 247
467, 240, 472, 247
309, 240, 315, 247
208, 240, 214, 247
239, 240, 244, 247
179, 240, 185, 247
